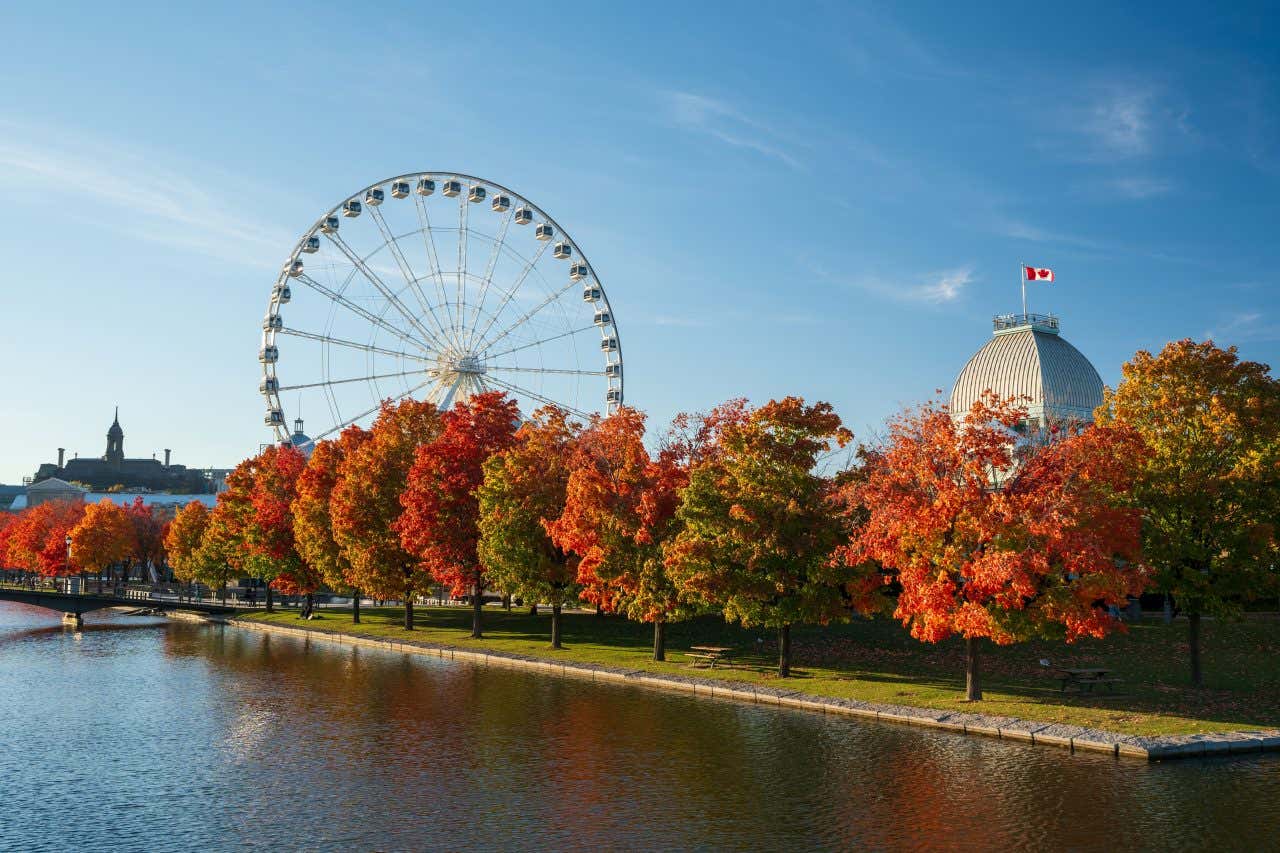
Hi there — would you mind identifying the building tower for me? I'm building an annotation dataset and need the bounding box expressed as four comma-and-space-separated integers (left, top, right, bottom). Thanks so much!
104, 407, 124, 464
950, 313, 1104, 428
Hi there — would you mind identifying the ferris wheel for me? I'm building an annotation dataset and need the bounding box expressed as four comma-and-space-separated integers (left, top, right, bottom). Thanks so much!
259, 172, 623, 448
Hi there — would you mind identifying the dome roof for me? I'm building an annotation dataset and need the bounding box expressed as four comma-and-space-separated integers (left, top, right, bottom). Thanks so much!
950, 315, 1104, 423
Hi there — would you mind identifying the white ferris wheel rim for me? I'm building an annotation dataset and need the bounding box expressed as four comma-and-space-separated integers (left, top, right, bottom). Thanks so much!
260, 171, 624, 446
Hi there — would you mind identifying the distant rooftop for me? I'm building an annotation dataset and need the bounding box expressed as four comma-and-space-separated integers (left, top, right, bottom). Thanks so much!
992, 313, 1059, 335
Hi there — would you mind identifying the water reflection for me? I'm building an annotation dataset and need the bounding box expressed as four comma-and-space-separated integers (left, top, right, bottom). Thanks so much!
1, 602, 1277, 851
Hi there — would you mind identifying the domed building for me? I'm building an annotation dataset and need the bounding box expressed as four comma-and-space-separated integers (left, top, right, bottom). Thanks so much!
950, 313, 1104, 426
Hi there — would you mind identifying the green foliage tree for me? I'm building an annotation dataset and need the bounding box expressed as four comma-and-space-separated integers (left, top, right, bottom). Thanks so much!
1096, 339, 1280, 686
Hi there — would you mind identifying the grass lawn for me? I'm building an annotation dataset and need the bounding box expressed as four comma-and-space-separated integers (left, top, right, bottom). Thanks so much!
239, 604, 1279, 736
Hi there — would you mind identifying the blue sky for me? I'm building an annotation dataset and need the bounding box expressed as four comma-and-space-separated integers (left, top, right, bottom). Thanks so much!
1, 2, 1277, 482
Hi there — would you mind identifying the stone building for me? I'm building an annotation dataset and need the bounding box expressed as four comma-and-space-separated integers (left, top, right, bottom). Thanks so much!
32, 410, 215, 494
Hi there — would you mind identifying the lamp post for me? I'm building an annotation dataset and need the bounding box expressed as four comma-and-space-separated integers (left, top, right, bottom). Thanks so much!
64, 534, 76, 596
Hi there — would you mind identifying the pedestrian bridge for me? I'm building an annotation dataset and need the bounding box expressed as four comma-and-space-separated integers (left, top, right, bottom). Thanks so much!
0, 584, 247, 627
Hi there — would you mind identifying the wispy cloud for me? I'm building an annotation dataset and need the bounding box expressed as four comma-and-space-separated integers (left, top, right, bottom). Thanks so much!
651, 313, 711, 328
0, 123, 289, 269
990, 218, 1106, 250
807, 257, 975, 305
1107, 175, 1175, 199
660, 91, 804, 169
1204, 310, 1280, 344
917, 269, 975, 303
1085, 86, 1156, 157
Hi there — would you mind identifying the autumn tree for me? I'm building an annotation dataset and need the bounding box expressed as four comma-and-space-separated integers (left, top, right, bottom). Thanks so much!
166, 501, 211, 585
70, 500, 133, 593
853, 394, 1147, 700
547, 404, 745, 661
666, 397, 860, 677
123, 497, 166, 585
399, 391, 520, 639
1095, 339, 1280, 686
293, 427, 369, 622
245, 444, 314, 613
478, 406, 580, 648
332, 398, 443, 630
7, 501, 86, 578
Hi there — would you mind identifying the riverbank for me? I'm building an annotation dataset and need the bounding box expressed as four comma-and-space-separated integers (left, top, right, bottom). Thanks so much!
207, 606, 1280, 760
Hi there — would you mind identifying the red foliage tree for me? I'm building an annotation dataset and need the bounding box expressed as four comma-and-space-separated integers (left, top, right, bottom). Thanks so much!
292, 427, 370, 621
848, 394, 1148, 700
7, 501, 86, 578
398, 391, 520, 638
123, 497, 167, 585
247, 444, 316, 611
331, 398, 443, 630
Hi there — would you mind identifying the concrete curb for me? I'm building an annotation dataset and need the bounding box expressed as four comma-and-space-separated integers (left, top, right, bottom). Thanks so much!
163, 610, 1280, 763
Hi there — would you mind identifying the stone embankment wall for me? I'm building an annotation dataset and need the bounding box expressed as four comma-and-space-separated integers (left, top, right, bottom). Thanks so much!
164, 610, 1280, 762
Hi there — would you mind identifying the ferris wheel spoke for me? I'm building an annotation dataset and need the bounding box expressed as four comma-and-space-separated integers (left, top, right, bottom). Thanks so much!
278, 327, 434, 362
483, 324, 597, 361
480, 281, 577, 353
367, 205, 453, 347
465, 209, 514, 350
413, 193, 455, 340
278, 367, 426, 392
296, 274, 431, 355
323, 231, 449, 353
455, 189, 470, 341
483, 374, 590, 420
310, 378, 434, 442
486, 365, 604, 376
471, 239, 552, 346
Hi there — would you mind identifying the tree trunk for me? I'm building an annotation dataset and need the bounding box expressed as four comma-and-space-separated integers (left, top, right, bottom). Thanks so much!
1189, 611, 1202, 687
778, 623, 792, 678
471, 576, 484, 639
352, 589, 361, 625
965, 636, 982, 701
503, 594, 511, 612
551, 603, 563, 649
220, 582, 227, 606
265, 584, 274, 613
595, 602, 604, 618
304, 592, 314, 619
529, 604, 538, 616
404, 584, 415, 631
653, 618, 666, 662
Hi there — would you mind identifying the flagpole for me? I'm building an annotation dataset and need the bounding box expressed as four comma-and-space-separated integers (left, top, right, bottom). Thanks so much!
1020, 262, 1028, 317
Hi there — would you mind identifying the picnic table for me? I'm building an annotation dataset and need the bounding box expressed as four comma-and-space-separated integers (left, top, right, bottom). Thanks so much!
685, 645, 735, 669
1053, 667, 1123, 694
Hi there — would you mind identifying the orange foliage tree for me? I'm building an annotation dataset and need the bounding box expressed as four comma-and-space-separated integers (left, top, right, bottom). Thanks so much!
398, 391, 520, 639
70, 499, 133, 592
478, 406, 581, 649
666, 397, 861, 677
331, 398, 443, 630
1095, 339, 1280, 686
165, 500, 211, 585
850, 394, 1147, 700
7, 501, 86, 578
292, 427, 370, 622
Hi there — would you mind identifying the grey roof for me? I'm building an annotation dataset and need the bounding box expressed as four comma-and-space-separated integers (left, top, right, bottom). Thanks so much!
951, 324, 1104, 422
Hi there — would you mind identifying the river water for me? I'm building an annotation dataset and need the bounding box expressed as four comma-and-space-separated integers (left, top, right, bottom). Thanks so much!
1, 603, 1276, 852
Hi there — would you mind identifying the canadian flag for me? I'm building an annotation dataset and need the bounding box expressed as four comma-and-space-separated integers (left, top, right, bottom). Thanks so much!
1024, 266, 1055, 282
